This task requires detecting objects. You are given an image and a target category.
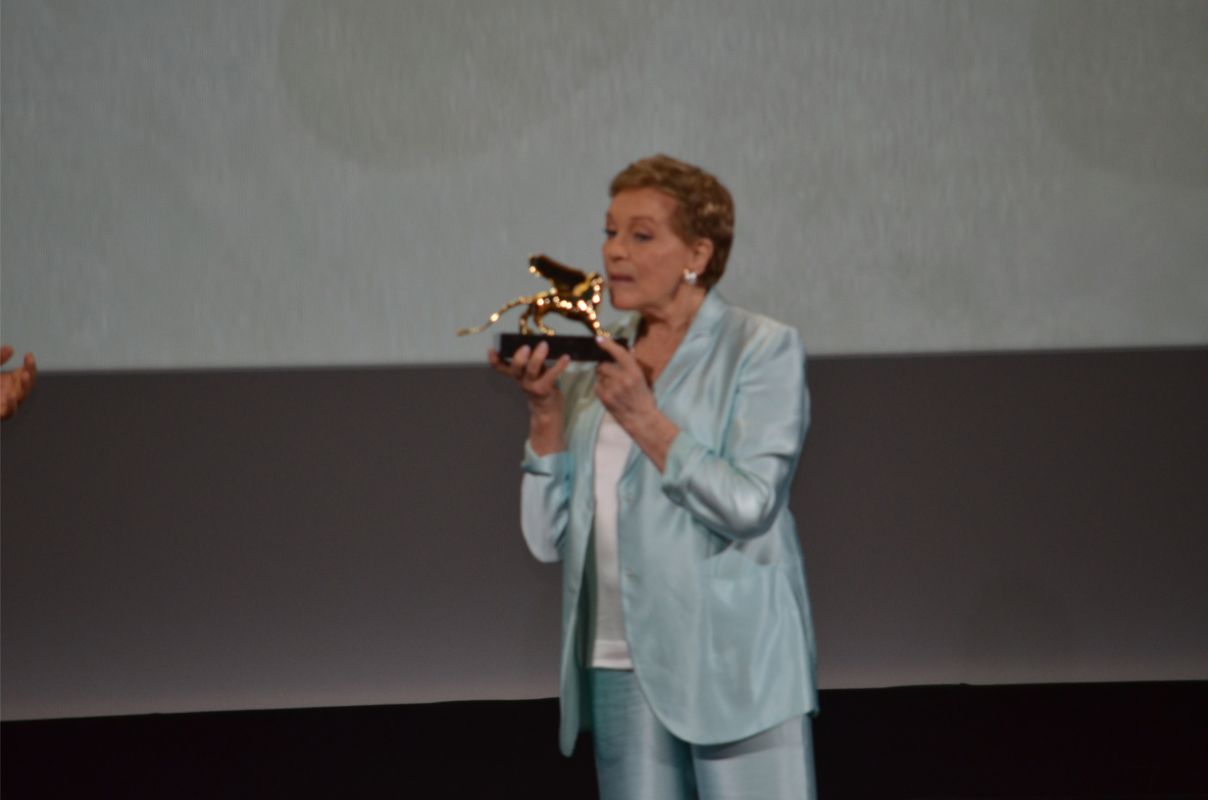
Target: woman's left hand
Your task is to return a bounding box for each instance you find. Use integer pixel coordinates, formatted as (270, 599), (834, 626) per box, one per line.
(594, 337), (656, 423)
(595, 337), (678, 471)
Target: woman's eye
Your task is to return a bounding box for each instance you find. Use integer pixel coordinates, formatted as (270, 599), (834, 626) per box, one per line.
(603, 228), (616, 238)
(633, 231), (653, 242)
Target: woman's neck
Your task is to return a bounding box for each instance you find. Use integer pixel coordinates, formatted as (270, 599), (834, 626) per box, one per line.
(638, 288), (706, 343)
(632, 289), (707, 384)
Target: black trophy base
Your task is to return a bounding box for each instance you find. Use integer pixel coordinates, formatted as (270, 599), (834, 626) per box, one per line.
(496, 333), (627, 362)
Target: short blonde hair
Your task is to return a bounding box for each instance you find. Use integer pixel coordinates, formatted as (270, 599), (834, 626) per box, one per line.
(609, 155), (734, 290)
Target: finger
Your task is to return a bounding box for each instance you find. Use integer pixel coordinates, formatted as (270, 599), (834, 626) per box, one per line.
(488, 349), (511, 375)
(509, 345), (532, 378)
(594, 336), (624, 358)
(595, 365), (619, 398)
(0, 346), (12, 365)
(598, 359), (637, 389)
(594, 379), (616, 411)
(529, 353), (569, 397)
(0, 375), (15, 413)
(595, 362), (620, 382)
(524, 341), (551, 382)
(595, 336), (639, 371)
(543, 354), (571, 384)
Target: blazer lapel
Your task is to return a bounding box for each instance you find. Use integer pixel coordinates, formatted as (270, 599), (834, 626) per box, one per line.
(652, 291), (726, 404)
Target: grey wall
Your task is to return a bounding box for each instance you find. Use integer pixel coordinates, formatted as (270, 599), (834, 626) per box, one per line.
(3, 349), (1206, 721)
(3, 0), (1207, 369)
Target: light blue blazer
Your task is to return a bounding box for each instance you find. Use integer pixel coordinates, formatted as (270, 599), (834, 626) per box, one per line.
(520, 290), (817, 756)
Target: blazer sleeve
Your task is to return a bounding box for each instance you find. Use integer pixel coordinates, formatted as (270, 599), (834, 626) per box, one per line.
(659, 326), (809, 541)
(519, 440), (572, 563)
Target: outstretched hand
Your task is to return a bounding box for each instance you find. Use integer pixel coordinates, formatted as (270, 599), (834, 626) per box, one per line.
(489, 341), (571, 455)
(1, 345), (37, 420)
(489, 342), (571, 413)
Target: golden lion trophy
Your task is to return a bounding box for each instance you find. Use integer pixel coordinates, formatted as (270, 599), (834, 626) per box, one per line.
(457, 254), (626, 361)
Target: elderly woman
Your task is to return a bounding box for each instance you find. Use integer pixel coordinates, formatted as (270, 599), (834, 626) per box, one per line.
(490, 155), (817, 799)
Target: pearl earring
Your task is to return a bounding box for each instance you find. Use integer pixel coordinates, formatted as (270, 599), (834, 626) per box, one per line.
(683, 269), (699, 286)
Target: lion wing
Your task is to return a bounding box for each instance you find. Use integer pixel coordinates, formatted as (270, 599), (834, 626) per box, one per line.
(529, 254), (589, 293)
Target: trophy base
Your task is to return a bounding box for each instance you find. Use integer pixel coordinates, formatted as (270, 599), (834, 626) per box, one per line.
(496, 333), (627, 362)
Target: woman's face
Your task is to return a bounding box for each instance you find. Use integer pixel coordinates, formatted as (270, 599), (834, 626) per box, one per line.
(602, 188), (710, 315)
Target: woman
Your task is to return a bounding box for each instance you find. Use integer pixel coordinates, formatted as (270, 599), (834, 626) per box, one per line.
(490, 155), (817, 799)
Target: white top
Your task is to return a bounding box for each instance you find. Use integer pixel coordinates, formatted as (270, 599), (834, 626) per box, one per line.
(587, 412), (634, 669)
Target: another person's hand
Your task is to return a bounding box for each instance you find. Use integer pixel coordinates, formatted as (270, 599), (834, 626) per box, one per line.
(489, 341), (571, 454)
(1, 345), (37, 420)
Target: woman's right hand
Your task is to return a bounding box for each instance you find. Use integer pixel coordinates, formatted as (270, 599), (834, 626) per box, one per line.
(489, 341), (571, 454)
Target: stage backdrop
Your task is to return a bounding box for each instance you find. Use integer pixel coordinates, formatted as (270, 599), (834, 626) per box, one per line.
(2, 0), (1205, 367)
(2, 0), (1206, 722)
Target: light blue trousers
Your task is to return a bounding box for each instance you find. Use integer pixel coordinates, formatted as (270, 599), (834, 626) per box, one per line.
(588, 669), (816, 800)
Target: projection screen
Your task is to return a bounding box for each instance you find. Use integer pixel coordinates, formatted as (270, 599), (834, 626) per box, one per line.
(3, 0), (1205, 368)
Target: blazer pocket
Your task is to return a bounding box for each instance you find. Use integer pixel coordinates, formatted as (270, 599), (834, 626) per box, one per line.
(699, 557), (795, 677)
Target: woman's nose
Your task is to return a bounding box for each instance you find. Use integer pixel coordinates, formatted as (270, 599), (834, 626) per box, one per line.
(602, 236), (624, 261)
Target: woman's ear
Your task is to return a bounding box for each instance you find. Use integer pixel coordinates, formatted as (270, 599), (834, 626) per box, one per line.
(691, 237), (714, 273)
